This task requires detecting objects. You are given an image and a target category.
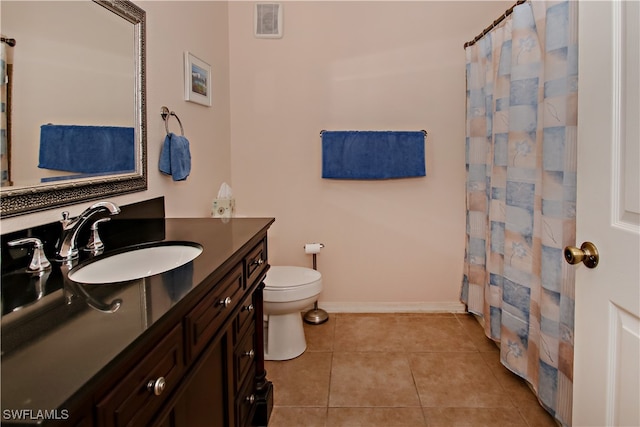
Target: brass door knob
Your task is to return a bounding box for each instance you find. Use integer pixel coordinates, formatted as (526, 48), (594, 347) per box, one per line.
(564, 242), (599, 268)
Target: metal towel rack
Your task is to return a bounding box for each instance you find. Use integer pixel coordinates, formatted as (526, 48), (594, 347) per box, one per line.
(319, 130), (427, 137)
(161, 106), (185, 136)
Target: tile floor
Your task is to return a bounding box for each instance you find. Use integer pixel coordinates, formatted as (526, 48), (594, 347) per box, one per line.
(265, 313), (560, 427)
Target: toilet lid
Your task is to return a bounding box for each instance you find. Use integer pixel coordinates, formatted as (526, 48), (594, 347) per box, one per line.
(264, 266), (322, 290)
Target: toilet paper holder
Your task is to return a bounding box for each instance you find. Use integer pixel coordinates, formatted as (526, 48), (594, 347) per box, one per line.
(303, 243), (328, 325)
(304, 243), (324, 266)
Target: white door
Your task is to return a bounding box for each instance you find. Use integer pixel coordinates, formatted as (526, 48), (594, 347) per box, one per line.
(573, 1), (640, 426)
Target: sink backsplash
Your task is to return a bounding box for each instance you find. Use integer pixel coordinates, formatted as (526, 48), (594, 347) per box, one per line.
(1, 197), (166, 275)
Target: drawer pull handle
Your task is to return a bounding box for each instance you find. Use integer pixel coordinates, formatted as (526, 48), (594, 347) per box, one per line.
(246, 394), (256, 404)
(243, 304), (254, 313)
(243, 349), (255, 358)
(252, 258), (264, 267)
(219, 297), (232, 308)
(147, 377), (166, 396)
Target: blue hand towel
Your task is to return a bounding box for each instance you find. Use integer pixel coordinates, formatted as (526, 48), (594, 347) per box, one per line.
(159, 133), (191, 181)
(322, 131), (426, 180)
(38, 125), (135, 174)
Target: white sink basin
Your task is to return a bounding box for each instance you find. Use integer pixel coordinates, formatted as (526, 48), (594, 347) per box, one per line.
(68, 242), (203, 284)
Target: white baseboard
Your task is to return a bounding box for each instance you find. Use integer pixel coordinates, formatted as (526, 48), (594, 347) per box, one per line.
(313, 301), (467, 314)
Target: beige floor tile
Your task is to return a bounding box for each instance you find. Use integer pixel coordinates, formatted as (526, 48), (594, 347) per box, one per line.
(265, 313), (561, 427)
(517, 401), (560, 427)
(423, 407), (528, 427)
(327, 407), (427, 427)
(479, 351), (538, 405)
(332, 313), (476, 353)
(409, 352), (514, 408)
(395, 312), (456, 317)
(333, 314), (405, 352)
(266, 352), (332, 406)
(329, 352), (420, 407)
(455, 313), (502, 352)
(396, 315), (479, 352)
(304, 316), (336, 352)
(267, 407), (327, 427)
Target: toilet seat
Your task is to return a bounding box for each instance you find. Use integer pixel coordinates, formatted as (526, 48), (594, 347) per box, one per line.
(263, 266), (322, 303)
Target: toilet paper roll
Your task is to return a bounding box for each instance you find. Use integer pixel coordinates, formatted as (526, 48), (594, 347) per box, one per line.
(304, 243), (323, 254)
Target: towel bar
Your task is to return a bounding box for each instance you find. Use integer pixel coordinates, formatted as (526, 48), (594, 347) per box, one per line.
(161, 106), (185, 136)
(319, 129), (427, 137)
(1, 36), (16, 47)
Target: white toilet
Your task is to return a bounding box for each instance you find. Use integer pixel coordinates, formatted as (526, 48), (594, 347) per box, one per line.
(263, 266), (322, 361)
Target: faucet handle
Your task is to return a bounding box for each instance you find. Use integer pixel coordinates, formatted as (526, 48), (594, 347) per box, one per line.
(7, 237), (52, 273)
(84, 217), (111, 255)
(60, 211), (73, 228)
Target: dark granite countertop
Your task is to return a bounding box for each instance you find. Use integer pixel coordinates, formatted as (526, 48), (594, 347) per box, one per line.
(0, 217), (274, 422)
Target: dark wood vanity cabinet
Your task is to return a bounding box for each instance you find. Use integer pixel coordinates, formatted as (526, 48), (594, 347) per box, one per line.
(95, 324), (186, 426)
(94, 236), (273, 427)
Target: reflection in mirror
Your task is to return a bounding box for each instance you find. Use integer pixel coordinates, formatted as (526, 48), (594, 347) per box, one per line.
(0, 0), (146, 217)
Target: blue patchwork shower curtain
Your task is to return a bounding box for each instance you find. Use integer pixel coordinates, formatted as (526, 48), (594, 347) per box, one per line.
(461, 1), (577, 426)
(1, 40), (9, 186)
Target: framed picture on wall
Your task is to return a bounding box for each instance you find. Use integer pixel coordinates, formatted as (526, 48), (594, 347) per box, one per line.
(184, 51), (212, 106)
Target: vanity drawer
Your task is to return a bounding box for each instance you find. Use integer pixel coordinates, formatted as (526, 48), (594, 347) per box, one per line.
(235, 292), (256, 343)
(235, 369), (258, 427)
(233, 325), (256, 393)
(185, 264), (243, 361)
(245, 238), (267, 288)
(96, 324), (184, 427)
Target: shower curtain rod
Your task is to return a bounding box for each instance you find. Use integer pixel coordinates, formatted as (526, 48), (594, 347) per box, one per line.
(463, 0), (527, 48)
(1, 37), (16, 47)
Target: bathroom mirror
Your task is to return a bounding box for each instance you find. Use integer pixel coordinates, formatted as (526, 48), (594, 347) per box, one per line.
(0, 0), (146, 217)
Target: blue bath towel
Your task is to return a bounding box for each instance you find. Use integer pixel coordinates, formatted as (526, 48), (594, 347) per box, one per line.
(38, 125), (135, 174)
(159, 133), (191, 181)
(321, 131), (426, 180)
(41, 171), (131, 183)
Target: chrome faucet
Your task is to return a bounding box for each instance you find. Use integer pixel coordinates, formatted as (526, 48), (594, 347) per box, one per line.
(56, 201), (121, 262)
(7, 237), (52, 273)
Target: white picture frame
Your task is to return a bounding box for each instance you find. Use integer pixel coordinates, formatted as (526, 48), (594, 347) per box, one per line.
(254, 3), (283, 39)
(184, 51), (212, 106)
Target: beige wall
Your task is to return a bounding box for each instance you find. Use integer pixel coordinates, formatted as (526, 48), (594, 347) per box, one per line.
(228, 1), (511, 311)
(1, 1), (232, 233)
(2, 1), (513, 311)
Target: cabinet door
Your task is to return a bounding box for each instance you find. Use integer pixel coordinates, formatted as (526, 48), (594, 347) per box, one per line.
(158, 332), (230, 427)
(182, 338), (227, 427)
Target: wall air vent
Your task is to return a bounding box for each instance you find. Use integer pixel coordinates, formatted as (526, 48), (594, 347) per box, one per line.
(254, 3), (283, 39)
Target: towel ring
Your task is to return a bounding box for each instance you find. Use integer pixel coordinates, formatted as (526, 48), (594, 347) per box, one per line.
(160, 106), (184, 136)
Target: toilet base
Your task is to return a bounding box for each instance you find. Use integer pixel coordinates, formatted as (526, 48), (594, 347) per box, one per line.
(264, 312), (306, 361)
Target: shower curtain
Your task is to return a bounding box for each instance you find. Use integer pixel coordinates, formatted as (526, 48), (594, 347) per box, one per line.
(461, 1), (577, 426)
(1, 40), (10, 186)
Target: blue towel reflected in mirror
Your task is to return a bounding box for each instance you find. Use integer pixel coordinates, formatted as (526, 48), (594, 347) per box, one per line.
(161, 262), (194, 303)
(38, 125), (135, 174)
